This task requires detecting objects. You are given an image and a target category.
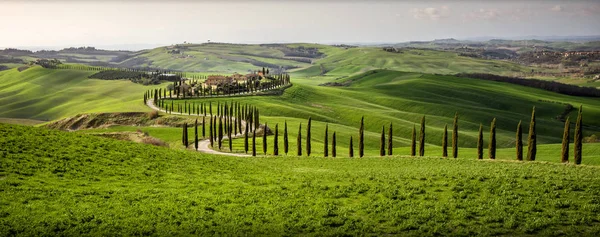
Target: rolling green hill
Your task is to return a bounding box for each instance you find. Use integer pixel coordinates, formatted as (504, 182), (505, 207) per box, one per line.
(0, 66), (165, 121)
(2, 123), (600, 236)
(169, 70), (600, 152)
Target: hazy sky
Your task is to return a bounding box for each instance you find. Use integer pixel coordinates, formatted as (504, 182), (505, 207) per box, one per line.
(1, 0), (599, 49)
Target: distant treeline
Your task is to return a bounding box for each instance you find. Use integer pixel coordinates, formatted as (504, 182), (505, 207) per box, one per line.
(456, 73), (600, 97)
(89, 70), (182, 85)
(0, 55), (24, 64)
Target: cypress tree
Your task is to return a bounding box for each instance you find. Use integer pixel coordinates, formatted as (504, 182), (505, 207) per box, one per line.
(527, 107), (536, 161)
(324, 124), (329, 157)
(263, 123), (268, 155)
(184, 123), (189, 148)
(452, 113), (458, 158)
(477, 123), (483, 159)
(202, 117), (206, 138)
(297, 123), (302, 156)
(228, 122), (232, 152)
(252, 129), (256, 157)
(359, 116), (364, 158)
(244, 122), (249, 153)
(274, 124), (279, 156)
(380, 125), (386, 156)
(218, 117), (223, 150)
(410, 125), (416, 156)
(561, 117), (570, 163)
(284, 121), (289, 155)
(209, 117), (214, 148)
(489, 118), (496, 159)
(442, 124), (448, 157)
(332, 132), (336, 158)
(195, 119), (199, 151)
(387, 123), (393, 156)
(516, 120), (523, 161)
(574, 106), (583, 165)
(419, 116), (425, 156)
(306, 117), (312, 157)
(349, 136), (354, 158)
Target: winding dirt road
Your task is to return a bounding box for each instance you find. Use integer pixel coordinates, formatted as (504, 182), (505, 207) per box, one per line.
(147, 99), (251, 157)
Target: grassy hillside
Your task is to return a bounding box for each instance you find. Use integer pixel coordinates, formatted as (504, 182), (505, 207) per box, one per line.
(1, 123), (600, 236)
(0, 66), (165, 121)
(168, 70), (600, 151)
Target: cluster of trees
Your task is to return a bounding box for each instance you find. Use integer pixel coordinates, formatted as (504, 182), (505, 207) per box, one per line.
(90, 70), (181, 85)
(177, 104), (586, 164)
(33, 59), (62, 69)
(457, 73), (600, 97)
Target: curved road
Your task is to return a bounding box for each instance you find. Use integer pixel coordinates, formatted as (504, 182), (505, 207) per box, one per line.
(147, 99), (251, 157)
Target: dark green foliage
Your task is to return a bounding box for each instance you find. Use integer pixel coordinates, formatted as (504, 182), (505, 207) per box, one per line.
(477, 124), (483, 160)
(324, 124), (328, 157)
(263, 123), (268, 155)
(297, 123), (302, 156)
(274, 124), (279, 156)
(387, 123), (393, 156)
(306, 117), (312, 156)
(380, 126), (386, 156)
(202, 117), (205, 138)
(419, 116), (425, 157)
(452, 113), (458, 158)
(252, 129), (256, 157)
(411, 125), (416, 156)
(442, 124), (448, 157)
(561, 117), (570, 163)
(194, 119), (199, 151)
(359, 116), (364, 158)
(218, 117), (223, 150)
(209, 117), (214, 148)
(184, 123), (189, 148)
(574, 106), (583, 165)
(489, 118), (497, 159)
(332, 132), (337, 158)
(527, 107), (537, 161)
(516, 120), (523, 161)
(284, 121), (289, 155)
(349, 136), (354, 157)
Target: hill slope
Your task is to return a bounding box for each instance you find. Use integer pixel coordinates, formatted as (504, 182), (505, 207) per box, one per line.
(1, 123), (600, 236)
(0, 66), (165, 121)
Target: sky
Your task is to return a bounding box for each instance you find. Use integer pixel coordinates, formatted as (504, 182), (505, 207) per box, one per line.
(1, 0), (599, 50)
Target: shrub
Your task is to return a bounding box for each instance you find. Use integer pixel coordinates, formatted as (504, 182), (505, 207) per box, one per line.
(146, 111), (159, 120)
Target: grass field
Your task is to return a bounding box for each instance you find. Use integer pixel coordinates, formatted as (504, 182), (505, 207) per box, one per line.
(0, 66), (166, 121)
(1, 123), (600, 236)
(165, 70), (600, 152)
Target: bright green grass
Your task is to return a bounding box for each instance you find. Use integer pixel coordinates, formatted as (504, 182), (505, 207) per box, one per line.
(79, 123), (600, 165)
(0, 66), (167, 121)
(167, 70), (600, 149)
(2, 123), (600, 236)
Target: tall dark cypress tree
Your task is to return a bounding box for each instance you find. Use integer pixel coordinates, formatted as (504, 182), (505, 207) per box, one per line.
(202, 117), (206, 138)
(218, 117), (223, 150)
(274, 124), (279, 156)
(209, 117), (214, 148)
(324, 124), (329, 157)
(419, 116), (425, 157)
(387, 123), (393, 156)
(477, 123), (483, 159)
(380, 125), (386, 156)
(349, 136), (354, 158)
(489, 118), (496, 159)
(228, 122), (232, 152)
(442, 124), (448, 157)
(561, 117), (570, 163)
(516, 120), (523, 161)
(244, 122), (249, 153)
(527, 107), (537, 161)
(306, 117), (312, 156)
(263, 123), (268, 155)
(332, 132), (337, 158)
(410, 125), (416, 156)
(452, 113), (458, 158)
(297, 123), (302, 156)
(284, 121), (289, 155)
(195, 119), (199, 151)
(574, 106), (583, 165)
(184, 123), (189, 148)
(359, 116), (364, 158)
(252, 130), (256, 157)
